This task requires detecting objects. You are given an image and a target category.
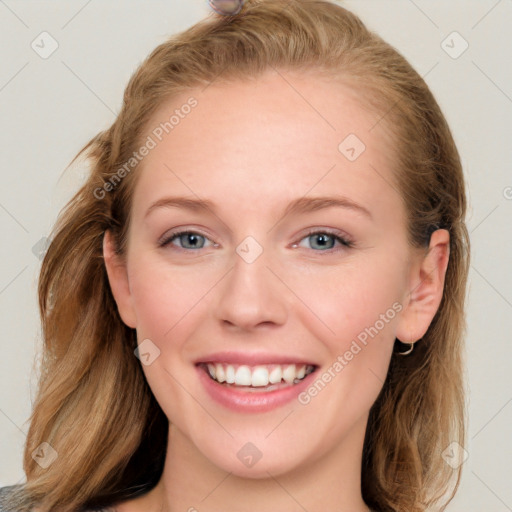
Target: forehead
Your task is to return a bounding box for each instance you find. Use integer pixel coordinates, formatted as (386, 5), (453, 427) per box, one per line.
(131, 69), (402, 222)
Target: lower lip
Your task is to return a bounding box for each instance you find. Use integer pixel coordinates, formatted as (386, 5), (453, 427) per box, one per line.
(196, 365), (317, 413)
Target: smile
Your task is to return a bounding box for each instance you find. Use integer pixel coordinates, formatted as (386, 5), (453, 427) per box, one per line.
(195, 353), (319, 412)
(200, 362), (316, 390)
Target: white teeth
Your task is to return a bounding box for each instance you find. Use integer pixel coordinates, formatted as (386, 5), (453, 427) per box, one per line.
(215, 363), (226, 383)
(207, 364), (216, 379)
(235, 366), (252, 386)
(251, 367), (269, 387)
(205, 363), (313, 388)
(226, 365), (236, 384)
(268, 366), (282, 384)
(282, 364), (296, 383)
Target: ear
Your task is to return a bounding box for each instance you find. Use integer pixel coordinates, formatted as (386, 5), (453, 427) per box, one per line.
(396, 229), (450, 343)
(103, 230), (138, 329)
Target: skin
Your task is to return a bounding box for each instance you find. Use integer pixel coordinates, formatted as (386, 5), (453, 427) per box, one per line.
(103, 68), (450, 512)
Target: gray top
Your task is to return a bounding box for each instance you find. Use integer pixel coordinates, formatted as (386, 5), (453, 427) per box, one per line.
(0, 486), (114, 512)
(0, 485), (377, 511)
(0, 486), (21, 512)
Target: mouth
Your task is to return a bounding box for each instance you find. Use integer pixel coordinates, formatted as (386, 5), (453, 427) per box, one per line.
(197, 362), (317, 393)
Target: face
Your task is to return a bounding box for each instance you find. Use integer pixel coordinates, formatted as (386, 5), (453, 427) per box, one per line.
(104, 69), (443, 479)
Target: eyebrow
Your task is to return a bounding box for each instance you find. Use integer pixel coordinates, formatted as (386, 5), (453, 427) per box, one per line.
(144, 195), (372, 220)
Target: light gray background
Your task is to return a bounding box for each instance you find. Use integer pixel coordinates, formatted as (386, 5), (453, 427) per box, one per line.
(0, 1), (511, 510)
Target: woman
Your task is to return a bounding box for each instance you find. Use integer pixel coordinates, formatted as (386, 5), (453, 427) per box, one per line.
(1, 0), (470, 511)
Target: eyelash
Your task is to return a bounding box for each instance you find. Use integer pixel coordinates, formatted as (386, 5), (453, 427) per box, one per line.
(158, 228), (355, 254)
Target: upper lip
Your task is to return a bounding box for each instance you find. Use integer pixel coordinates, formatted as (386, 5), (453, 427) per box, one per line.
(195, 351), (318, 367)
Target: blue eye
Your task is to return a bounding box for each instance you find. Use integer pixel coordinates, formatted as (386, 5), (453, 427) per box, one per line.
(159, 229), (354, 253)
(296, 230), (354, 252)
(159, 231), (214, 250)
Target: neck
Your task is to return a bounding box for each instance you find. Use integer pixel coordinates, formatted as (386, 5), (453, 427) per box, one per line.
(138, 415), (371, 512)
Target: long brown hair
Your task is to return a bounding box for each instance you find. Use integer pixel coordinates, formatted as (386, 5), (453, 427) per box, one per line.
(6, 1), (469, 511)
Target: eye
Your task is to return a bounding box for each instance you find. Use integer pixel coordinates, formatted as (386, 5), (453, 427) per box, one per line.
(294, 229), (354, 253)
(158, 228), (354, 253)
(159, 230), (216, 251)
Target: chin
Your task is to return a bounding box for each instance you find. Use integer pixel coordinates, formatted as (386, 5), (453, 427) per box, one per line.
(194, 434), (312, 480)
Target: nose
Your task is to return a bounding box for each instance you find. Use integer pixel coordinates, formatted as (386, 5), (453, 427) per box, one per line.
(214, 246), (288, 331)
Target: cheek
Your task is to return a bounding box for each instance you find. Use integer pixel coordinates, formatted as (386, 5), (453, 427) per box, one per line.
(293, 264), (404, 430)
(127, 258), (215, 341)
(127, 259), (209, 423)
(287, 258), (405, 354)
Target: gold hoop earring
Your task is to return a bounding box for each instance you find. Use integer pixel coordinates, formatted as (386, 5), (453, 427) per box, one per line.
(396, 342), (415, 356)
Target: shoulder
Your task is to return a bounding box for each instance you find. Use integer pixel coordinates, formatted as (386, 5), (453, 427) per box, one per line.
(0, 485), (118, 512)
(0, 486), (22, 511)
